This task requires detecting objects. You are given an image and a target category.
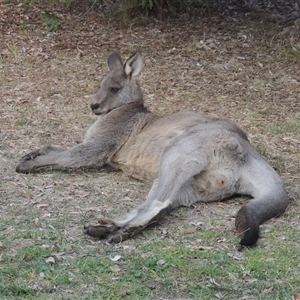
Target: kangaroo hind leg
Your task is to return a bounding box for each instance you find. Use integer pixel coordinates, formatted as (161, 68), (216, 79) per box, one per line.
(84, 179), (164, 239)
(104, 148), (208, 243)
(84, 175), (201, 242)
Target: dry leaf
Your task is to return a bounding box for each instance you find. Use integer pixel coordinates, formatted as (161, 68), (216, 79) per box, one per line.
(183, 228), (196, 234)
(78, 192), (90, 198)
(41, 213), (51, 218)
(217, 238), (227, 243)
(227, 252), (244, 261)
(52, 252), (66, 262)
(20, 191), (30, 199)
(45, 256), (56, 264)
(199, 246), (215, 251)
(23, 254), (34, 261)
(117, 287), (130, 297)
(190, 221), (203, 228)
(293, 295), (300, 300)
(161, 229), (168, 235)
(145, 281), (158, 290)
(110, 265), (121, 273)
(37, 203), (49, 209)
(87, 207), (100, 211)
(110, 255), (122, 262)
(263, 287), (273, 294)
(215, 292), (223, 299)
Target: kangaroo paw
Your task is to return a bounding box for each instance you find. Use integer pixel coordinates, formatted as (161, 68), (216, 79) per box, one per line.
(16, 146), (50, 173)
(16, 145), (63, 173)
(16, 148), (44, 173)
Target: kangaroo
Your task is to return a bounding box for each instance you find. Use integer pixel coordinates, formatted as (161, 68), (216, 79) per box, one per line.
(16, 51), (289, 247)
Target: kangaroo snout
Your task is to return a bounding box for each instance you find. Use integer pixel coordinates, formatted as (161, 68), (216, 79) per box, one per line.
(90, 103), (100, 111)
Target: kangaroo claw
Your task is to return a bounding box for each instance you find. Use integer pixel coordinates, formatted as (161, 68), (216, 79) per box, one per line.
(106, 225), (141, 243)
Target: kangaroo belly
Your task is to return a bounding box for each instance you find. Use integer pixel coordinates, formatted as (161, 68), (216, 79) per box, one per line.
(111, 126), (184, 181)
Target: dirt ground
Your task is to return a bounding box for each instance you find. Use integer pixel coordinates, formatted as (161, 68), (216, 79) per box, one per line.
(0, 0), (300, 298)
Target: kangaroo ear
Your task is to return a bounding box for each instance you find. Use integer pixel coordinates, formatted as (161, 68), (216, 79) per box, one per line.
(107, 52), (123, 71)
(124, 52), (143, 76)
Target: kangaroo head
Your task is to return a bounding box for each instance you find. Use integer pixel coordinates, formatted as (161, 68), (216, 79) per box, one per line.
(90, 52), (143, 115)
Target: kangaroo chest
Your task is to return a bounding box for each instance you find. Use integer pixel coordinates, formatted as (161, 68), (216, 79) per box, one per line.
(110, 112), (210, 181)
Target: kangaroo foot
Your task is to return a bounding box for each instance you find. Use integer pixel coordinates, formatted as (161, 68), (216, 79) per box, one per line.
(84, 219), (119, 239)
(106, 225), (142, 243)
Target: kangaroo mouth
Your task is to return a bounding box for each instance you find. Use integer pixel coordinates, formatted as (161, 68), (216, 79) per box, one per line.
(92, 108), (112, 116)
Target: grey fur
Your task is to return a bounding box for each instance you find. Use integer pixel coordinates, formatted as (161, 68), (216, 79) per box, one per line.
(16, 51), (289, 246)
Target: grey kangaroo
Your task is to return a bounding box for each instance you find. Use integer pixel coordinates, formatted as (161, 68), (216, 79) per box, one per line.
(16, 51), (289, 246)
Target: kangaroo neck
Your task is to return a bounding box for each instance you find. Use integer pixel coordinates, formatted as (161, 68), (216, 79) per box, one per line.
(104, 101), (158, 125)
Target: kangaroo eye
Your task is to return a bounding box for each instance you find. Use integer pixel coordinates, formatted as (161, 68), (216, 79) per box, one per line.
(110, 87), (120, 94)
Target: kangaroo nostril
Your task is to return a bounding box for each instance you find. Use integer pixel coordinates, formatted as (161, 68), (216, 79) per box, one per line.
(90, 103), (100, 111)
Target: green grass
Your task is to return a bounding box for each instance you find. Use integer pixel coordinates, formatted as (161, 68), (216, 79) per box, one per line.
(276, 45), (300, 64)
(41, 12), (61, 32)
(267, 114), (300, 135)
(15, 117), (30, 126)
(0, 284), (36, 298)
(1, 232), (300, 299)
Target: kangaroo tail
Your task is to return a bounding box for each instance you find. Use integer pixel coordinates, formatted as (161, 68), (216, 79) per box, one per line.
(235, 191), (289, 246)
(236, 154), (289, 246)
